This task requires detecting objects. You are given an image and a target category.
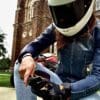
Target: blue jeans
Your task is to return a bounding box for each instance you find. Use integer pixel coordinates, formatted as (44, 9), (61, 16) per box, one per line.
(14, 61), (62, 100)
(14, 61), (100, 100)
(14, 61), (37, 100)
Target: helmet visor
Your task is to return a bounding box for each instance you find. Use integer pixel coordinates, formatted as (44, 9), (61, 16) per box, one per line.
(49, 0), (92, 28)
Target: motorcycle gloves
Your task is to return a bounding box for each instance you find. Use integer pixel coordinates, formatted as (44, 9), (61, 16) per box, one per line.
(28, 76), (71, 100)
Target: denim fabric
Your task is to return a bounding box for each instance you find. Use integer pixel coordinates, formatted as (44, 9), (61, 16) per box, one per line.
(17, 21), (100, 99)
(56, 26), (100, 99)
(14, 61), (62, 100)
(14, 61), (100, 100)
(56, 36), (94, 81)
(14, 60), (100, 100)
(14, 61), (37, 100)
(35, 63), (63, 84)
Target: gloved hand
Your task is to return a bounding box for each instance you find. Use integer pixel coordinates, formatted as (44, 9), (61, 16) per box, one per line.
(28, 76), (71, 100)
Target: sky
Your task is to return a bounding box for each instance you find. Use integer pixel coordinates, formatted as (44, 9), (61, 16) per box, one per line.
(0, 0), (17, 57)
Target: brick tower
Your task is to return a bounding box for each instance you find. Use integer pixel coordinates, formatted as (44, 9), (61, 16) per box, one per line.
(11, 0), (52, 67)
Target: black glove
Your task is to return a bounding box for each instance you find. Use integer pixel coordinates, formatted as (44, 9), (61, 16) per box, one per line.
(28, 76), (71, 100)
(28, 76), (49, 98)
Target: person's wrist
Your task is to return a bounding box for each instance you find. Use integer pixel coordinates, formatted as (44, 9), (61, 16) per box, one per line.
(62, 83), (71, 97)
(18, 53), (32, 63)
(22, 53), (32, 58)
(62, 82), (71, 90)
(22, 53), (37, 70)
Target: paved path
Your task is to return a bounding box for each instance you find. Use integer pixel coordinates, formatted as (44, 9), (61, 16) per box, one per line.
(0, 87), (42, 100)
(0, 87), (16, 100)
(1, 87), (100, 100)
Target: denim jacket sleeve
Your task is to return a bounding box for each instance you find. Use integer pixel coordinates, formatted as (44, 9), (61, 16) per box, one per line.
(71, 23), (100, 99)
(18, 24), (56, 63)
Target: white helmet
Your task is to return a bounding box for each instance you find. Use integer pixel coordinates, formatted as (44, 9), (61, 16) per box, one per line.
(48, 0), (95, 36)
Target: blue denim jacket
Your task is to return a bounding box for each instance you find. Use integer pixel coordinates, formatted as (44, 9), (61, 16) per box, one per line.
(18, 21), (100, 99)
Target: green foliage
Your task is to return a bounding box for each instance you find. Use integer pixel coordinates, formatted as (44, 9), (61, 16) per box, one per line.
(0, 33), (7, 57)
(0, 58), (11, 70)
(0, 45), (7, 57)
(0, 33), (5, 42)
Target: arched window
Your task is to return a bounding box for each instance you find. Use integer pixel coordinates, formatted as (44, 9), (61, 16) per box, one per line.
(22, 31), (27, 38)
(28, 29), (32, 36)
(24, 0), (37, 22)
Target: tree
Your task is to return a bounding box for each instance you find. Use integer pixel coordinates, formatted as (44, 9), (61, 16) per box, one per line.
(0, 57), (11, 70)
(0, 33), (7, 58)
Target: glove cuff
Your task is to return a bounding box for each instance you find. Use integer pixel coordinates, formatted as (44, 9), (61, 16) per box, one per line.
(61, 82), (71, 98)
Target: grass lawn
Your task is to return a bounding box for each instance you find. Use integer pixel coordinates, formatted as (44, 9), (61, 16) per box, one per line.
(0, 71), (11, 87)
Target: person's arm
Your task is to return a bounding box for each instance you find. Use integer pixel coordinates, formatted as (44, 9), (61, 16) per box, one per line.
(18, 24), (56, 63)
(71, 25), (100, 99)
(18, 24), (56, 85)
